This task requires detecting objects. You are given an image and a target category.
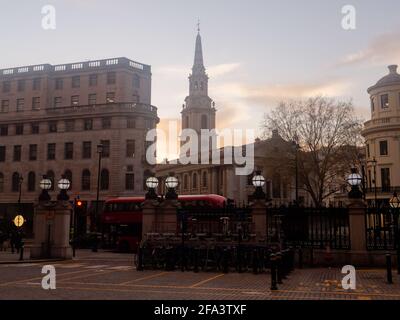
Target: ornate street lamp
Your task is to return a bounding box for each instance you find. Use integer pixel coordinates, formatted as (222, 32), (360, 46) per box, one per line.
(389, 192), (400, 274)
(39, 175), (52, 202)
(145, 176), (159, 200)
(347, 168), (363, 199)
(57, 175), (70, 201)
(165, 174), (179, 200)
(252, 171), (266, 200)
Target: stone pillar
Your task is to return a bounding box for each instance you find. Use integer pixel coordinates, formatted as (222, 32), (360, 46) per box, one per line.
(251, 199), (267, 240)
(30, 200), (73, 260)
(142, 199), (158, 237)
(157, 200), (179, 233)
(347, 198), (370, 265)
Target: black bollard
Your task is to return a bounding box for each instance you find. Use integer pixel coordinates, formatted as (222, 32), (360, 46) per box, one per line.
(298, 247), (303, 269)
(194, 247), (199, 273)
(252, 248), (258, 274)
(386, 253), (393, 284)
(276, 253), (283, 284)
(19, 243), (24, 261)
(223, 248), (229, 274)
(136, 246), (144, 271)
(270, 254), (278, 290)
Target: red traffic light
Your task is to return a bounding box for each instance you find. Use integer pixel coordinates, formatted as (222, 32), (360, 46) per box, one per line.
(76, 200), (83, 207)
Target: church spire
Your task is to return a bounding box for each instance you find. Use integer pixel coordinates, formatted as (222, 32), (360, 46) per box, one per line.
(193, 21), (205, 74)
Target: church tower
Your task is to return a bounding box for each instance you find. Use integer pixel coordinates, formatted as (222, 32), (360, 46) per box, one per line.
(181, 25), (216, 137)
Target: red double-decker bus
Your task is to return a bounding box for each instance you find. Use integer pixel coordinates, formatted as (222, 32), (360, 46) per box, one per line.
(102, 194), (227, 252)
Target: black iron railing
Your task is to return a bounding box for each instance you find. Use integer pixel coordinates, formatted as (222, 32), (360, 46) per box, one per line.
(267, 206), (350, 250)
(366, 206), (396, 250)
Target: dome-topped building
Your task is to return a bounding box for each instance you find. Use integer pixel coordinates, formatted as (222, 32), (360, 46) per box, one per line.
(362, 65), (400, 205)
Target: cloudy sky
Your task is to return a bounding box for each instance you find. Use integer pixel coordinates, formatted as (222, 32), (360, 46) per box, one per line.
(1, 0), (400, 155)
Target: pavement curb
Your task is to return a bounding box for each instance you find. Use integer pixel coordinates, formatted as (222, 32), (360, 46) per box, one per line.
(0, 259), (66, 265)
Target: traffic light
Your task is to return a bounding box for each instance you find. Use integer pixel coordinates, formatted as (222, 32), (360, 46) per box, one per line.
(76, 199), (83, 208)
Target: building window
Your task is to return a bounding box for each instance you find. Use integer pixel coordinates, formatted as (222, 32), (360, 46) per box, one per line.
(89, 74), (98, 86)
(71, 95), (79, 106)
(192, 173), (198, 189)
(29, 144), (37, 161)
(64, 170), (73, 190)
(106, 92), (115, 103)
(48, 121), (57, 133)
(65, 120), (75, 132)
(33, 78), (41, 90)
(12, 172), (21, 192)
(16, 98), (24, 112)
(368, 170), (372, 188)
(82, 170), (91, 191)
(1, 100), (9, 113)
(27, 172), (36, 192)
(272, 173), (281, 198)
(145, 119), (153, 130)
(32, 97), (40, 110)
(101, 140), (110, 158)
(55, 78), (63, 90)
(201, 115), (208, 129)
(72, 76), (80, 88)
(0, 125), (8, 136)
(3, 81), (11, 93)
(84, 119), (93, 131)
(13, 145), (21, 162)
(31, 123), (40, 134)
(379, 140), (388, 156)
(126, 140), (135, 158)
(47, 170), (55, 191)
(127, 117), (136, 128)
(17, 80), (25, 92)
(102, 117), (111, 129)
(54, 97), (62, 108)
(125, 173), (135, 190)
(100, 169), (109, 190)
(47, 143), (56, 160)
(133, 74), (140, 88)
(0, 173), (3, 192)
(381, 94), (389, 109)
(88, 94), (97, 105)
(381, 168), (391, 191)
(366, 144), (370, 158)
(183, 175), (189, 190)
(202, 171), (208, 188)
(64, 142), (74, 160)
(82, 141), (91, 159)
(0, 146), (5, 162)
(15, 124), (24, 135)
(107, 72), (116, 85)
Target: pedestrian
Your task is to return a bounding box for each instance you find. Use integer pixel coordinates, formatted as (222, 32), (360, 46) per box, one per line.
(10, 231), (16, 254)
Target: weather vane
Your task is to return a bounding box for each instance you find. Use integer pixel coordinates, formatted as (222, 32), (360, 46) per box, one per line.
(197, 19), (200, 33)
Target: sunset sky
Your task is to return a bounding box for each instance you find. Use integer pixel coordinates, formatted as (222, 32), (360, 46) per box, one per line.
(1, 0), (400, 158)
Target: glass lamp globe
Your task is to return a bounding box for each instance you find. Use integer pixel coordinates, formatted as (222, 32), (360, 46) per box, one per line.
(39, 178), (52, 190)
(389, 192), (400, 209)
(146, 177), (159, 189)
(58, 178), (71, 190)
(252, 174), (266, 187)
(347, 172), (362, 186)
(165, 176), (179, 189)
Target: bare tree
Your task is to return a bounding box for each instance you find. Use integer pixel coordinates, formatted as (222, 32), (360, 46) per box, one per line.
(262, 96), (363, 207)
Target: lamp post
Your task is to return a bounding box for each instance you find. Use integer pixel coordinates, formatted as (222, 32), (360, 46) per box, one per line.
(389, 192), (400, 274)
(145, 176), (159, 200)
(252, 171), (266, 200)
(57, 175), (71, 201)
(17, 175), (23, 205)
(368, 157), (378, 207)
(92, 144), (103, 252)
(165, 174), (179, 200)
(347, 168), (363, 199)
(39, 175), (52, 202)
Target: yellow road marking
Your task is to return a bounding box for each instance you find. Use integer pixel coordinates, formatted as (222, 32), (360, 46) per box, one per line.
(58, 270), (117, 283)
(119, 272), (168, 285)
(190, 274), (225, 288)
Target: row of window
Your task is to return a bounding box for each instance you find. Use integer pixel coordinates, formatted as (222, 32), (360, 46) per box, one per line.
(370, 93), (400, 111)
(0, 92), (120, 113)
(367, 167), (391, 189)
(0, 170), (136, 193)
(1, 72), (140, 93)
(0, 117), (139, 136)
